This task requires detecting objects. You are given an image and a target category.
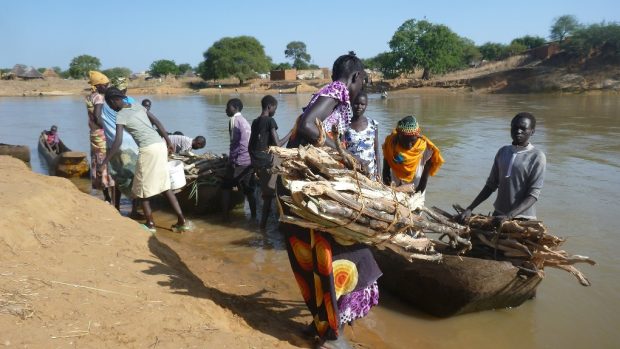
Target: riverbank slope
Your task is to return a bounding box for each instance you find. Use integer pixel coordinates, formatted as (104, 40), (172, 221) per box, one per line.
(0, 156), (300, 348)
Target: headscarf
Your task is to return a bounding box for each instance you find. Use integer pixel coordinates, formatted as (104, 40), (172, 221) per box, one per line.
(88, 71), (109, 86)
(111, 77), (128, 91)
(396, 115), (421, 136)
(382, 124), (444, 183)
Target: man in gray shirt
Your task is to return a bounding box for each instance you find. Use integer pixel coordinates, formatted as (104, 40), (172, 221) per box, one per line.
(457, 112), (546, 225)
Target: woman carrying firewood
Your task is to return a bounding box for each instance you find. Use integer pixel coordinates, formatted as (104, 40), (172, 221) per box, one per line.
(278, 52), (381, 349)
(382, 115), (444, 197)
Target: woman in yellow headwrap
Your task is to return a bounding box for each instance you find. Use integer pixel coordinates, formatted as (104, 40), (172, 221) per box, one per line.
(86, 71), (114, 202)
(382, 115), (444, 195)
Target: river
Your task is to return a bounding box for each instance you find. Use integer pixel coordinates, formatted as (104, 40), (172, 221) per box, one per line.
(0, 92), (618, 348)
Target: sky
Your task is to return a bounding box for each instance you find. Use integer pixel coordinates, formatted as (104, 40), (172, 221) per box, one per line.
(1, 0), (618, 72)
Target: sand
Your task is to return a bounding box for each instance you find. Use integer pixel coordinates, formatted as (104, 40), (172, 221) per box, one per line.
(0, 156), (301, 348)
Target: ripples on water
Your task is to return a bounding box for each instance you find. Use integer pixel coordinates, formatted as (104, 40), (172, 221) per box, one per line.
(0, 92), (619, 348)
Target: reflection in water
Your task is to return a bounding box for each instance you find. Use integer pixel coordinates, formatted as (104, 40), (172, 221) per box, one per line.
(1, 93), (618, 348)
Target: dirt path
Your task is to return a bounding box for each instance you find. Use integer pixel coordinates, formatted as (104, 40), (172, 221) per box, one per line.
(0, 156), (302, 348)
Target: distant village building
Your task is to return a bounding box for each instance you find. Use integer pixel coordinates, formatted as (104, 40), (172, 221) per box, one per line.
(42, 68), (59, 79)
(8, 64), (44, 80)
(181, 70), (196, 78)
(271, 68), (330, 81)
(296, 68), (331, 80)
(528, 42), (561, 60)
(270, 69), (297, 81)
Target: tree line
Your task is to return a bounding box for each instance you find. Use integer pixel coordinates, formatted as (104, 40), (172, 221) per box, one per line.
(2, 15), (617, 82)
(364, 15), (619, 80)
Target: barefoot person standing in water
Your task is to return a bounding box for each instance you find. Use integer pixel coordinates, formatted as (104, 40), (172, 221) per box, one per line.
(248, 95), (291, 229)
(344, 91), (381, 180)
(456, 112), (546, 225)
(221, 98), (257, 220)
(85, 71), (114, 203)
(280, 52), (381, 349)
(99, 87), (189, 233)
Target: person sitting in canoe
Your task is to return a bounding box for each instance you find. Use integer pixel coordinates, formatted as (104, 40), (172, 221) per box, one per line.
(44, 125), (60, 153)
(382, 115), (444, 197)
(456, 112), (546, 226)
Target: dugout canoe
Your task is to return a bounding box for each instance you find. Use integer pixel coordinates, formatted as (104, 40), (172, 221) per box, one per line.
(37, 132), (89, 178)
(373, 248), (542, 317)
(174, 181), (245, 214)
(0, 143), (30, 163)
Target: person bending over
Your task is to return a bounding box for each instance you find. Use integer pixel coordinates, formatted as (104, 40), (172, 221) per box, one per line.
(382, 115), (444, 197)
(100, 87), (190, 233)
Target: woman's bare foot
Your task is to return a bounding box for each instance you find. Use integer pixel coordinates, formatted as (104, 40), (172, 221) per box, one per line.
(316, 336), (352, 349)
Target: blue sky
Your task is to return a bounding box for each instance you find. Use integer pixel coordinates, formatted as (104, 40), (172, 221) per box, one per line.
(1, 0), (618, 72)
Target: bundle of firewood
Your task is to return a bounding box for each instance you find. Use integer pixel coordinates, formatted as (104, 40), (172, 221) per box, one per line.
(456, 211), (596, 286)
(271, 144), (472, 261)
(169, 152), (229, 183)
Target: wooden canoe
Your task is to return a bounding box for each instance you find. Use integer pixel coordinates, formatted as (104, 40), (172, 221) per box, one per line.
(373, 248), (542, 317)
(0, 143), (30, 163)
(174, 183), (245, 214)
(37, 132), (89, 178)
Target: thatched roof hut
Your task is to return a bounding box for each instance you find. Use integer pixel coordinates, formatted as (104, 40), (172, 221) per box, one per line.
(181, 70), (196, 78)
(11, 64), (44, 79)
(42, 68), (60, 78)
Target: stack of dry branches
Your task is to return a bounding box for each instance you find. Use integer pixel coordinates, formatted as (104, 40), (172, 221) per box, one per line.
(454, 210), (596, 286)
(271, 144), (472, 261)
(169, 152), (229, 184)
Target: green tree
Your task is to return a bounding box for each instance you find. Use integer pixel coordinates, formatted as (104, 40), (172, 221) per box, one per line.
(550, 15), (581, 43)
(478, 42), (508, 61)
(37, 67), (46, 73)
(389, 19), (469, 79)
(150, 59), (179, 77)
(52, 66), (63, 75)
(177, 63), (193, 75)
(198, 36), (272, 84)
(506, 41), (528, 56)
(68, 54), (101, 79)
(564, 21), (620, 58)
(102, 67), (132, 80)
(461, 38), (482, 65)
(364, 52), (399, 78)
(284, 41), (312, 69)
(271, 62), (292, 70)
(511, 35), (546, 49)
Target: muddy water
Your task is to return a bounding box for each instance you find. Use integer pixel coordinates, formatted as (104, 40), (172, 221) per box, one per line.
(1, 92), (619, 348)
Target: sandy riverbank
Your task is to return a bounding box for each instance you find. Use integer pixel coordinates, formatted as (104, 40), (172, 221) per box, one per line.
(0, 78), (325, 98)
(0, 156), (303, 348)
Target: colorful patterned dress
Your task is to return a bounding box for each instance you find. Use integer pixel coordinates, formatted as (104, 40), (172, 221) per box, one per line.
(288, 81), (353, 148)
(86, 91), (114, 190)
(345, 118), (379, 179)
(280, 81), (382, 340)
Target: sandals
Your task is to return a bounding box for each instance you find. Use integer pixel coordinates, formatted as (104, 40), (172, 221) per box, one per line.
(140, 224), (156, 234)
(171, 223), (191, 233)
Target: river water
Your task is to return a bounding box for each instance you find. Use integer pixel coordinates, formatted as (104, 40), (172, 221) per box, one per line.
(0, 92), (618, 348)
